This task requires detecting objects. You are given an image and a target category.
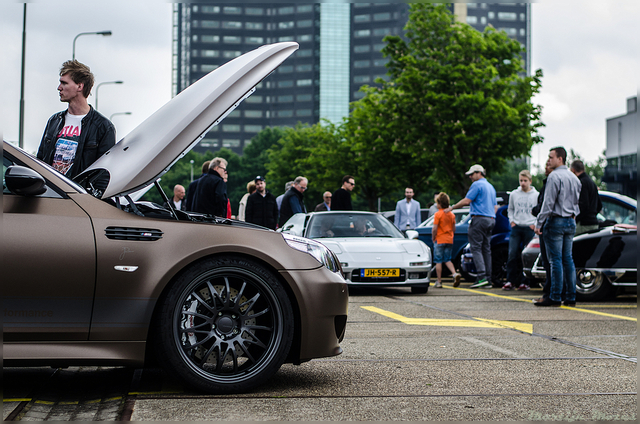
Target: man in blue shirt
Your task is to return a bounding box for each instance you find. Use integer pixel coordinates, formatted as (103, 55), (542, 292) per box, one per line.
(447, 164), (497, 288)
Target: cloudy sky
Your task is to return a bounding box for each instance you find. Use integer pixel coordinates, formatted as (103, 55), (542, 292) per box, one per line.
(3, 1), (638, 174)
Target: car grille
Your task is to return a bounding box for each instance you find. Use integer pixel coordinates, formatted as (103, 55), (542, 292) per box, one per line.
(350, 268), (407, 283)
(105, 227), (164, 241)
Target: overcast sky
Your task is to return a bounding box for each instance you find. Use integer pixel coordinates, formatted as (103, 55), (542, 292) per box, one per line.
(2, 1), (638, 174)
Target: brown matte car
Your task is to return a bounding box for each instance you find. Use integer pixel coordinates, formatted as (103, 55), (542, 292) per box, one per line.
(3, 42), (348, 394)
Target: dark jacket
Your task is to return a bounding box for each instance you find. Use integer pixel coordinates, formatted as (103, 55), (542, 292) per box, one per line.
(185, 173), (205, 211)
(163, 199), (187, 211)
(532, 177), (547, 218)
(37, 106), (115, 180)
(315, 202), (329, 211)
(245, 190), (279, 230)
(576, 172), (602, 226)
(332, 187), (352, 211)
(278, 187), (306, 227)
(191, 170), (228, 217)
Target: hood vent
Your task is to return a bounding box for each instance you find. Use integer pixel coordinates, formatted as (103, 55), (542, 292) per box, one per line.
(105, 227), (163, 241)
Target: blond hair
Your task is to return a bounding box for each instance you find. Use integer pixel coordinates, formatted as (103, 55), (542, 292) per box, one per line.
(519, 170), (532, 181)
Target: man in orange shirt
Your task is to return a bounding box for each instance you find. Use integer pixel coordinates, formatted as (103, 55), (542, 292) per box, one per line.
(432, 192), (461, 288)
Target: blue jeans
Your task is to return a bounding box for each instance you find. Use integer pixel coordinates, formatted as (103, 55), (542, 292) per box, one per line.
(542, 216), (576, 303)
(506, 225), (535, 285)
(468, 215), (495, 281)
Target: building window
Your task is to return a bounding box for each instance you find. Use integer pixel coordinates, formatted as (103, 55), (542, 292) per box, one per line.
(354, 44), (371, 53)
(373, 12), (391, 21)
(200, 141), (219, 148)
(297, 20), (313, 28)
(298, 49), (313, 57)
(298, 34), (313, 42)
(279, 36), (295, 42)
(201, 64), (218, 72)
(245, 96), (263, 104)
(223, 6), (242, 15)
(223, 36), (242, 44)
(278, 80), (294, 88)
(354, 60), (371, 68)
(519, 28), (526, 37)
(200, 20), (220, 29)
(481, 16), (487, 25)
(245, 7), (263, 16)
(244, 125), (263, 133)
(297, 5), (313, 13)
(354, 14), (371, 23)
(373, 43), (386, 51)
(199, 6), (220, 14)
(467, 3), (478, 8)
(296, 64), (313, 72)
(373, 28), (391, 37)
(520, 13), (526, 21)
(279, 6), (294, 15)
(278, 95), (293, 102)
(467, 16), (478, 25)
(228, 110), (241, 118)
(278, 21), (295, 29)
(296, 109), (312, 117)
(278, 65), (293, 74)
(277, 110), (293, 118)
(223, 21), (242, 29)
(499, 28), (517, 36)
(353, 75), (371, 84)
(222, 124), (240, 132)
(296, 94), (312, 102)
(200, 35), (220, 43)
(374, 58), (388, 67)
(245, 22), (263, 30)
(244, 110), (262, 118)
(297, 79), (313, 87)
(355, 29), (371, 37)
(223, 51), (241, 58)
(245, 36), (264, 44)
(222, 139), (240, 148)
(498, 12), (517, 21)
(353, 91), (366, 100)
(488, 11), (495, 19)
(201, 50), (220, 57)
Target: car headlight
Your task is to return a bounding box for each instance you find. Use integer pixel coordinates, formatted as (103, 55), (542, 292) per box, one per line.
(282, 233), (342, 274)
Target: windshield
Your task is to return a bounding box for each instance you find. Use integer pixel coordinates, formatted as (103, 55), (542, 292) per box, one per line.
(306, 213), (405, 238)
(418, 209), (470, 227)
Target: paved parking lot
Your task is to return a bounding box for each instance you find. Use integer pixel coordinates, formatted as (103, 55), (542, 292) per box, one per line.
(4, 279), (637, 421)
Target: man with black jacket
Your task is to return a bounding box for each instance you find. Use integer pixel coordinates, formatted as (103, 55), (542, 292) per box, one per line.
(37, 60), (115, 180)
(570, 160), (602, 235)
(245, 176), (279, 230)
(278, 176), (308, 227)
(191, 157), (228, 217)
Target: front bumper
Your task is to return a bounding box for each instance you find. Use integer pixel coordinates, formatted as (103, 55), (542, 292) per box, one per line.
(343, 266), (431, 287)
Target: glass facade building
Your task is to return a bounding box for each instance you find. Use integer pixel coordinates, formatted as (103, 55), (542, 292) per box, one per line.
(173, 3), (530, 155)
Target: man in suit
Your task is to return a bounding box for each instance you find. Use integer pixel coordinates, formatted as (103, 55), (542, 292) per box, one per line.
(394, 187), (421, 231)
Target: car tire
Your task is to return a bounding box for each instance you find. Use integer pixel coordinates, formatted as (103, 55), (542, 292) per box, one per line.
(575, 269), (614, 301)
(156, 256), (294, 394)
(454, 256), (474, 282)
(411, 285), (429, 294)
(491, 246), (508, 285)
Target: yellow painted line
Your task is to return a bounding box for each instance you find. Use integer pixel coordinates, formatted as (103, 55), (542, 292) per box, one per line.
(443, 284), (638, 322)
(83, 399), (102, 404)
(58, 401), (79, 405)
(361, 306), (533, 334)
(35, 400), (55, 405)
(104, 396), (123, 402)
(3, 398), (32, 402)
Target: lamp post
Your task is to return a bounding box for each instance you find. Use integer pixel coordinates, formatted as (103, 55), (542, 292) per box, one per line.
(109, 112), (132, 121)
(72, 31), (112, 60)
(190, 160), (195, 182)
(95, 80), (123, 112)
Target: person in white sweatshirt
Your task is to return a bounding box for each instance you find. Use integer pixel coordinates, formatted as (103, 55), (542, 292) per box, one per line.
(504, 170), (539, 290)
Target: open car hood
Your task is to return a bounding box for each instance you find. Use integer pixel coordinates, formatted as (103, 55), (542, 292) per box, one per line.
(76, 42), (298, 199)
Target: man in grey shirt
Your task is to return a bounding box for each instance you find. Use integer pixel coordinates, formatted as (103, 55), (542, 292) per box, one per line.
(534, 146), (581, 307)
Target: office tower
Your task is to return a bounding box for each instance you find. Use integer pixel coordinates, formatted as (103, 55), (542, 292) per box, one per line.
(173, 3), (530, 155)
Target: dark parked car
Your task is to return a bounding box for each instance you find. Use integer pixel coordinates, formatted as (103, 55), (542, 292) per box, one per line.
(522, 191), (637, 300)
(3, 43), (349, 394)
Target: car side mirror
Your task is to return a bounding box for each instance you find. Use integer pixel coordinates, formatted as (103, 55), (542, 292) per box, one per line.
(405, 230), (419, 240)
(5, 165), (47, 196)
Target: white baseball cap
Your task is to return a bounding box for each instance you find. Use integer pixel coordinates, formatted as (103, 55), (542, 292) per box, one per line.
(465, 164), (486, 175)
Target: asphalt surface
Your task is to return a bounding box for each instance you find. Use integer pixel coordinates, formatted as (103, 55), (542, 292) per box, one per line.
(4, 278), (637, 421)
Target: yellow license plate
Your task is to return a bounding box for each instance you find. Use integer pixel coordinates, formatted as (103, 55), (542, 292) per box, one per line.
(363, 268), (400, 278)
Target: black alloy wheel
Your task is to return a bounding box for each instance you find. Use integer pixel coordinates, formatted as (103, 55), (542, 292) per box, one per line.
(157, 256), (294, 393)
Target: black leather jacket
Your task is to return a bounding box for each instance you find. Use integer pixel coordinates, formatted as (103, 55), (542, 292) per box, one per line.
(37, 106), (116, 180)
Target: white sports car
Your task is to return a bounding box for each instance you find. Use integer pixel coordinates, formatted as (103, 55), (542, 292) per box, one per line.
(280, 211), (432, 293)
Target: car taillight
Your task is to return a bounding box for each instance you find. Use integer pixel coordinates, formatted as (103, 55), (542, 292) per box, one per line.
(526, 237), (540, 249)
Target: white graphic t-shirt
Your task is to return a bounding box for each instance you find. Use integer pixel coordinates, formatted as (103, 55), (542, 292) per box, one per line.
(53, 112), (85, 175)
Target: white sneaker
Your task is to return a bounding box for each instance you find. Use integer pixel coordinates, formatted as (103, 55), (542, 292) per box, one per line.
(435, 281), (443, 288)
(452, 273), (461, 287)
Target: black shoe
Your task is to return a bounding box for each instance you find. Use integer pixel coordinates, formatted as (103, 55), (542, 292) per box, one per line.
(533, 298), (561, 307)
(563, 301), (576, 307)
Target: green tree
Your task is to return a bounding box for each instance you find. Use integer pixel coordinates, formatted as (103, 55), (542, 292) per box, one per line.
(373, 3), (543, 197)
(568, 149), (607, 190)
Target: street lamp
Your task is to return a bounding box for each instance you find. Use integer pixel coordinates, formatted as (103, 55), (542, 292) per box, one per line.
(95, 80), (123, 112)
(109, 112), (132, 121)
(190, 160), (195, 182)
(72, 31), (112, 60)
